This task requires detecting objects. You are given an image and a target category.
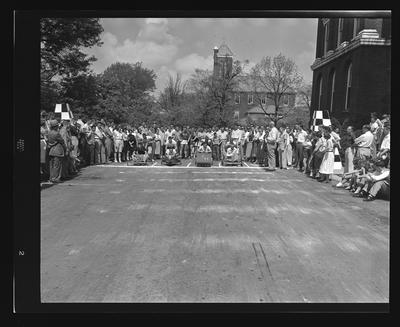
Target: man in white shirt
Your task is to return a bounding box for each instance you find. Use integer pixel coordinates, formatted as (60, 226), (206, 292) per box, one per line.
(378, 123), (390, 156)
(354, 124), (374, 159)
(231, 124), (243, 141)
(265, 122), (279, 170)
(295, 125), (308, 171)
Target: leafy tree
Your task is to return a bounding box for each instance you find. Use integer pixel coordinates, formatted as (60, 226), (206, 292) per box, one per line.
(40, 18), (103, 82)
(250, 54), (303, 124)
(95, 62), (157, 124)
(211, 60), (248, 125)
(40, 18), (103, 113)
(60, 74), (99, 119)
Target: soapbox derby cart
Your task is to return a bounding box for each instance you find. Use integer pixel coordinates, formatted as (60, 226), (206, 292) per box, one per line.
(161, 152), (182, 166)
(127, 140), (151, 166)
(221, 140), (243, 166)
(194, 150), (213, 167)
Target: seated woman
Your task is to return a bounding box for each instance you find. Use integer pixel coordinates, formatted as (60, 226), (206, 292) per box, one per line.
(197, 142), (212, 153)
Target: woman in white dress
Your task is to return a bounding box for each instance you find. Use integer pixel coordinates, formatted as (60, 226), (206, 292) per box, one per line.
(318, 132), (334, 183)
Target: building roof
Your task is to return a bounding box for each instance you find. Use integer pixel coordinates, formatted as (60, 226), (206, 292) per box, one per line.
(216, 43), (234, 57)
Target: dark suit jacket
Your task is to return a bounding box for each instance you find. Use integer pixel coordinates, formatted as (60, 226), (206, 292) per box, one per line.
(47, 130), (66, 157)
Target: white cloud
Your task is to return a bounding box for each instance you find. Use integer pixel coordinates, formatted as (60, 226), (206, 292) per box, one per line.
(87, 18), (182, 74)
(174, 53), (213, 73)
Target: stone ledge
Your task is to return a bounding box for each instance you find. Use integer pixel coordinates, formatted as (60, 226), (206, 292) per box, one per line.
(311, 37), (391, 70)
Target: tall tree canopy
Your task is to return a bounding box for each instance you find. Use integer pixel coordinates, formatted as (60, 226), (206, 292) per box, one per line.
(95, 62), (157, 124)
(40, 18), (103, 82)
(40, 18), (103, 112)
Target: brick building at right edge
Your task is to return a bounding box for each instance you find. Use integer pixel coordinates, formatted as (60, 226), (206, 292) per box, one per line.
(310, 17), (391, 127)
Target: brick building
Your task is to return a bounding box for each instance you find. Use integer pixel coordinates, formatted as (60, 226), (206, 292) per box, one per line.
(212, 43), (296, 123)
(310, 17), (391, 127)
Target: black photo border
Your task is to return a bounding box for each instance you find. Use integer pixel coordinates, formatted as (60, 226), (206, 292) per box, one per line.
(13, 9), (393, 315)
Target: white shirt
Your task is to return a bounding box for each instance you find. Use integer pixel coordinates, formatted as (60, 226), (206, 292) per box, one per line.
(231, 129), (242, 139)
(218, 131), (228, 140)
(370, 169), (389, 182)
(296, 130), (308, 143)
(380, 133), (390, 150)
(113, 130), (123, 141)
(165, 130), (172, 139)
(266, 127), (279, 143)
(355, 131), (374, 148)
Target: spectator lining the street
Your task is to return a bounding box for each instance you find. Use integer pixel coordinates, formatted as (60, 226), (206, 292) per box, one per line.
(318, 132), (334, 183)
(354, 124), (374, 160)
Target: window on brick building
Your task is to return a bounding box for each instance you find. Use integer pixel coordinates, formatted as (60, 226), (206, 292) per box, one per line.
(234, 93), (240, 104)
(323, 19), (330, 55)
(248, 94), (253, 105)
(233, 111), (239, 121)
(261, 96), (266, 105)
(329, 70), (336, 112)
(337, 18), (344, 47)
(345, 63), (352, 111)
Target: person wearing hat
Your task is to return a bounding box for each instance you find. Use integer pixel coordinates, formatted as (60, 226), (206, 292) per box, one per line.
(47, 120), (67, 183)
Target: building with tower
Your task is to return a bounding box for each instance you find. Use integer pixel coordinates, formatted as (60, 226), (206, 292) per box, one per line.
(310, 17), (391, 127)
(212, 43), (296, 123)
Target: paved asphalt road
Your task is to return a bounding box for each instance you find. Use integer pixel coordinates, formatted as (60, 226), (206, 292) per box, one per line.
(41, 159), (389, 302)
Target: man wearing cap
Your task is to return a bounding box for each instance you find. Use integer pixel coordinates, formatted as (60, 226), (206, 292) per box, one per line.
(47, 120), (67, 183)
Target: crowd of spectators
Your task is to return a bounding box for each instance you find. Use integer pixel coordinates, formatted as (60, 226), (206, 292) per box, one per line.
(40, 110), (390, 201)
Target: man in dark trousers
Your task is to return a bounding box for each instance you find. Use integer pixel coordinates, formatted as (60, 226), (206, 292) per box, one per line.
(47, 120), (67, 183)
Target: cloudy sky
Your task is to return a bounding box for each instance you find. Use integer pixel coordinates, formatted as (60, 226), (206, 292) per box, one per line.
(85, 18), (318, 95)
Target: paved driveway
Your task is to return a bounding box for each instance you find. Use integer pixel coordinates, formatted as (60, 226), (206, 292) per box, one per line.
(41, 160), (389, 302)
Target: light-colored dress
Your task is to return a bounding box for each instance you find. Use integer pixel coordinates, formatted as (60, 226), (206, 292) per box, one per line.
(319, 138), (334, 174)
